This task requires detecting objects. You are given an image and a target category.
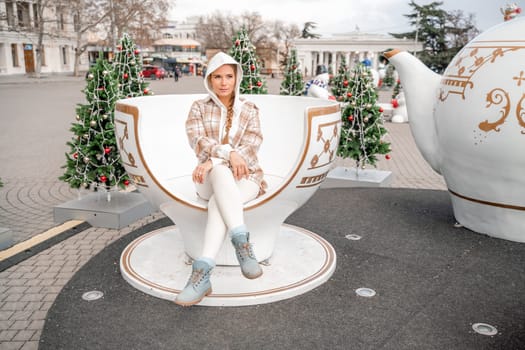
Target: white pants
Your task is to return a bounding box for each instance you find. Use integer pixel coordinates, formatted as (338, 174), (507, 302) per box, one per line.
(196, 164), (259, 261)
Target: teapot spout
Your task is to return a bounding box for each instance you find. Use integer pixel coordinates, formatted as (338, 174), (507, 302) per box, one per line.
(384, 49), (442, 174)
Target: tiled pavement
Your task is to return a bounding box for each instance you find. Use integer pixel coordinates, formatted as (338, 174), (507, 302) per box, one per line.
(0, 75), (446, 350)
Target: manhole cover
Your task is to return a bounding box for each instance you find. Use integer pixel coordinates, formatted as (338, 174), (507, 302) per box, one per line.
(82, 290), (104, 301)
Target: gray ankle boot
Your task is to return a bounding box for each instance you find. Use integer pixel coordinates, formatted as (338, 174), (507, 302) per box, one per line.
(231, 231), (263, 279)
(174, 258), (214, 306)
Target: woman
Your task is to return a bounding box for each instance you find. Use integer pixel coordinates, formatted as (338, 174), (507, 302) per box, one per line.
(175, 52), (265, 306)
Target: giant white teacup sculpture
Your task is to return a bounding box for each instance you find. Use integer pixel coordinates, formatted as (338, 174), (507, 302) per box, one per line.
(114, 94), (341, 305)
(385, 18), (525, 242)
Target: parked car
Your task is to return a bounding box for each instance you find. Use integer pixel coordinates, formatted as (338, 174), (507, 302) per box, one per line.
(142, 65), (166, 80)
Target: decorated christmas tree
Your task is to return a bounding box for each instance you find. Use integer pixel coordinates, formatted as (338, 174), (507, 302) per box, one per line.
(392, 78), (402, 99)
(60, 57), (130, 192)
(280, 49), (304, 96)
(229, 28), (267, 94)
(113, 33), (151, 99)
(382, 64), (396, 88)
(331, 56), (350, 101)
(338, 64), (391, 169)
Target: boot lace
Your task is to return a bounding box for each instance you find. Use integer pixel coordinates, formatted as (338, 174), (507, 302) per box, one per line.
(235, 242), (256, 261)
(189, 269), (208, 287)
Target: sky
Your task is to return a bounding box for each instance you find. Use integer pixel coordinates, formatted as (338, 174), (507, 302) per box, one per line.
(170, 0), (510, 36)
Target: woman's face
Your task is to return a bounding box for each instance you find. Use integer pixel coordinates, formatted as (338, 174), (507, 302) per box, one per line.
(210, 64), (236, 101)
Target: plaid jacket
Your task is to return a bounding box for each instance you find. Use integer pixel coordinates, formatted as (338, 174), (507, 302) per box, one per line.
(186, 97), (265, 190)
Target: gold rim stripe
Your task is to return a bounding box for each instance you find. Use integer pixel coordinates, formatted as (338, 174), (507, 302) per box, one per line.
(449, 189), (525, 211)
(120, 224), (336, 298)
(116, 102), (340, 212)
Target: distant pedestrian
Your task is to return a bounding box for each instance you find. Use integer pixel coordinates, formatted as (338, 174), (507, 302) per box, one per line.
(174, 66), (181, 82)
(202, 65), (207, 78)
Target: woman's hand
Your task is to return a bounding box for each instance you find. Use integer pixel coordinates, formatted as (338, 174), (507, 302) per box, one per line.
(192, 160), (213, 184)
(229, 151), (249, 180)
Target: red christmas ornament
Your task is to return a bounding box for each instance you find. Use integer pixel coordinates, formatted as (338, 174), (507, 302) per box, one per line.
(124, 179), (130, 186)
(328, 95), (336, 101)
(100, 175), (107, 182)
(104, 147), (111, 154)
(144, 88), (149, 94)
(343, 80), (349, 87)
(116, 45), (122, 51)
(385, 154), (391, 160)
(235, 39), (240, 46)
(98, 87), (105, 91)
(250, 64), (255, 71)
(391, 99), (399, 108)
(134, 49), (140, 54)
(347, 92), (353, 98)
(123, 73), (128, 79)
(348, 115), (354, 122)
(379, 106), (384, 113)
(256, 81), (262, 87)
(73, 152), (78, 159)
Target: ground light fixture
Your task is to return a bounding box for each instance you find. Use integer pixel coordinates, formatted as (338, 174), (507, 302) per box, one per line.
(345, 234), (362, 240)
(355, 287), (376, 297)
(472, 323), (498, 336)
(82, 290), (104, 301)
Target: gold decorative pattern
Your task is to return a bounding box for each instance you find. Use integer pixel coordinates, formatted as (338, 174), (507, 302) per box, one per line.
(513, 70), (525, 86)
(438, 42), (525, 102)
(517, 93), (525, 134)
(115, 118), (137, 168)
(128, 173), (148, 187)
(478, 88), (511, 133)
(297, 171), (329, 188)
(309, 122), (340, 170)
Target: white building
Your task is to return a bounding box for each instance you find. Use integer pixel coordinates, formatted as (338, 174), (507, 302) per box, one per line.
(293, 31), (423, 77)
(0, 0), (85, 76)
(158, 17), (199, 41)
(151, 17), (205, 75)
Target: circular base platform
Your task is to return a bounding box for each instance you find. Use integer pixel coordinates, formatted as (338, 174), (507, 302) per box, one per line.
(120, 224), (336, 306)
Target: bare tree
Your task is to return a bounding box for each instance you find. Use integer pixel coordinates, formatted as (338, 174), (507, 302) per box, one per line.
(105, 0), (172, 50)
(31, 0), (68, 78)
(69, 0), (110, 76)
(195, 11), (299, 52)
(446, 10), (479, 50)
(269, 20), (301, 70)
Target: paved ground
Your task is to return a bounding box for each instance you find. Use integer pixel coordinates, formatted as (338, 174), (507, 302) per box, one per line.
(0, 73), (446, 349)
(38, 189), (525, 350)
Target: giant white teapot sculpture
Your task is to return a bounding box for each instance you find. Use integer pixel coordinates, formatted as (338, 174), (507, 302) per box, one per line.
(384, 18), (525, 242)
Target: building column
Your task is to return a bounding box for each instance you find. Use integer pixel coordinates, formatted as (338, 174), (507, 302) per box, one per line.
(331, 51), (337, 75)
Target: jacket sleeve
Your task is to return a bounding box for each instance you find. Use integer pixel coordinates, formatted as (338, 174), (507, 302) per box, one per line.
(185, 101), (221, 164)
(234, 105), (263, 169)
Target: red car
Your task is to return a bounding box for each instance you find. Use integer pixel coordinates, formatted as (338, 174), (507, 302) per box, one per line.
(142, 65), (166, 79)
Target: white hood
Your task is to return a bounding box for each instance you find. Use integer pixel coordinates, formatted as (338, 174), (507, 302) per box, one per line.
(203, 52), (244, 109)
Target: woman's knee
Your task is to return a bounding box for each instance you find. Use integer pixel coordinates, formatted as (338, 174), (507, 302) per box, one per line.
(209, 163), (233, 179)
